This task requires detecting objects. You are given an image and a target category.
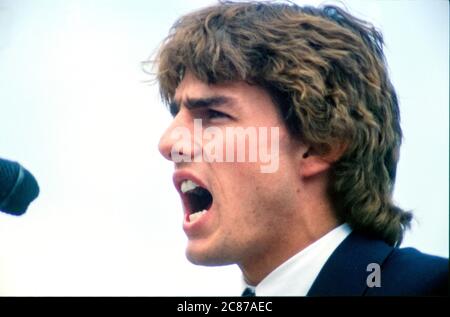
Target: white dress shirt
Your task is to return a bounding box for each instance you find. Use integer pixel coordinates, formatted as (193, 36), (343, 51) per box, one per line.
(242, 223), (352, 296)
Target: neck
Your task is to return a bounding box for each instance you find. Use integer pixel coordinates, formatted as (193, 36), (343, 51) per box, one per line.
(240, 192), (340, 286)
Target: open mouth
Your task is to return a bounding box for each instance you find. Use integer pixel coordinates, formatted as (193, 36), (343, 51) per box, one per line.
(180, 180), (213, 223)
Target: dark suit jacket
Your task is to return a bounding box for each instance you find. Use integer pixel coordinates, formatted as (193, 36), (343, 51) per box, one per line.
(307, 232), (449, 296)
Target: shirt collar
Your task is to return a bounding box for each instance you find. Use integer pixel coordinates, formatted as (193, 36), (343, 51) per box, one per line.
(242, 223), (352, 296)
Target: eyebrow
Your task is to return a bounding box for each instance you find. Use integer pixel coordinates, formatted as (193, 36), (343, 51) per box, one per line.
(169, 96), (233, 116)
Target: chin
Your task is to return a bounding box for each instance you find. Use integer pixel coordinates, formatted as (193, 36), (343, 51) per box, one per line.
(185, 247), (235, 267)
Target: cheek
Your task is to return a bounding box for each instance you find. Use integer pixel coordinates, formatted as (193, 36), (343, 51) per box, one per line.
(219, 165), (287, 217)
(202, 126), (284, 165)
(207, 127), (298, 218)
(211, 162), (296, 249)
(211, 161), (262, 217)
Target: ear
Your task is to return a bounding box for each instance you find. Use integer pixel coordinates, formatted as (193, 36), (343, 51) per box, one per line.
(300, 142), (347, 178)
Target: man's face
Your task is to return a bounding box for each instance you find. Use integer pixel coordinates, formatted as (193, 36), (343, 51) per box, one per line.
(158, 72), (304, 268)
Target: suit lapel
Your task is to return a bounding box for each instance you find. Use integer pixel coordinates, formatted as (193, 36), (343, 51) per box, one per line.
(307, 231), (394, 296)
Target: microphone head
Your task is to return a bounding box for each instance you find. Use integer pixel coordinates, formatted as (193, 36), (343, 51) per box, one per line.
(0, 159), (40, 216)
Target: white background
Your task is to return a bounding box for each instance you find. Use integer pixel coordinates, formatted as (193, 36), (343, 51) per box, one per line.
(0, 0), (448, 295)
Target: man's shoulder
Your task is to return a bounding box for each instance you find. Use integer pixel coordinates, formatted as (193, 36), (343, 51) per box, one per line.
(385, 246), (448, 274)
(369, 246), (449, 296)
(307, 231), (448, 296)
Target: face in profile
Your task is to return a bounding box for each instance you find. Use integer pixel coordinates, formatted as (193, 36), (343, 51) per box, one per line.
(158, 72), (305, 270)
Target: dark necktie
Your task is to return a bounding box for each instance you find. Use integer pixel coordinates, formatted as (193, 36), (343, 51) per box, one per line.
(241, 287), (256, 297)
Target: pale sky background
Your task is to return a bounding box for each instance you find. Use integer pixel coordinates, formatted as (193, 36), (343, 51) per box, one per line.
(0, 0), (448, 296)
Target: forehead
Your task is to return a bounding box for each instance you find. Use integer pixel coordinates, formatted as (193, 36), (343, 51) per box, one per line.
(173, 72), (275, 111)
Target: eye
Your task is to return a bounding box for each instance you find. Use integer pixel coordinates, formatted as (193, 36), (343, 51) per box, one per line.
(207, 109), (230, 120)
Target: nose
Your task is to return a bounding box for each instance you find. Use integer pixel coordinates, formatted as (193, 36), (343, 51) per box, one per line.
(158, 110), (193, 162)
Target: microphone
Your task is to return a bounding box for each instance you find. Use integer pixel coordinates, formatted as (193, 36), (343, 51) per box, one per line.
(0, 158), (40, 216)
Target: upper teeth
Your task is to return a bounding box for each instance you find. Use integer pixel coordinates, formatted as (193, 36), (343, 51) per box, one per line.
(181, 180), (199, 193)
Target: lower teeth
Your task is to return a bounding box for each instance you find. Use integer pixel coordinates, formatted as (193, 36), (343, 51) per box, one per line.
(189, 210), (207, 222)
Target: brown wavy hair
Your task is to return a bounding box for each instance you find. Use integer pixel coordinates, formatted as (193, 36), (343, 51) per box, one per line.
(153, 1), (412, 246)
